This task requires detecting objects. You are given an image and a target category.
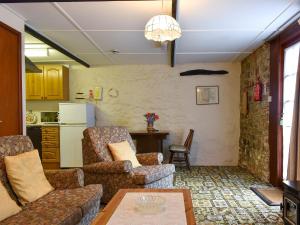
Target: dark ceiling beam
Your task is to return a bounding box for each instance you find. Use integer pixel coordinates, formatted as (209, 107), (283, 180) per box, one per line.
(25, 25), (90, 68)
(170, 0), (177, 67)
(0, 0), (155, 2)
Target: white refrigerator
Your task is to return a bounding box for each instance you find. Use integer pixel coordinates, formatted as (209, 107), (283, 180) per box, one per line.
(59, 103), (95, 168)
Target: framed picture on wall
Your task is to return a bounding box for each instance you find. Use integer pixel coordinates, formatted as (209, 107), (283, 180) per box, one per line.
(196, 86), (219, 105)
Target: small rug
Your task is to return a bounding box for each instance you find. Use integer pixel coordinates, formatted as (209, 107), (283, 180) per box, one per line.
(250, 186), (283, 206)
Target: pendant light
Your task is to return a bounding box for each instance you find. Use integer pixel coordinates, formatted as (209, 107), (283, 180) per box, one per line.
(144, 0), (182, 42)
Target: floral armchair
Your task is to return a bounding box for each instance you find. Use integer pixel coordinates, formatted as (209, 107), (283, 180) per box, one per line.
(82, 126), (175, 203)
(0, 135), (102, 225)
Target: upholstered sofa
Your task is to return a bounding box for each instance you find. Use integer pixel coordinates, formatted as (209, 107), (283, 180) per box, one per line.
(82, 126), (175, 203)
(0, 135), (103, 225)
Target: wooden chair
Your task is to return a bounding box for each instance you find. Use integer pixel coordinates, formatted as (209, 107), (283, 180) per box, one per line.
(169, 129), (194, 170)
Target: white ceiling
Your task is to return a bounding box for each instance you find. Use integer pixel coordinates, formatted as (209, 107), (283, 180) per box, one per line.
(25, 33), (75, 63)
(4, 0), (300, 66)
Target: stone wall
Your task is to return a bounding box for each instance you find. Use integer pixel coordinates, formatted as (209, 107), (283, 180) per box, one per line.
(239, 43), (270, 182)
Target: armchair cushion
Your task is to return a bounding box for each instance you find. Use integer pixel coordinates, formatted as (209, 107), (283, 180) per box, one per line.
(108, 141), (141, 168)
(83, 160), (133, 174)
(44, 168), (84, 190)
(132, 164), (175, 185)
(136, 153), (163, 165)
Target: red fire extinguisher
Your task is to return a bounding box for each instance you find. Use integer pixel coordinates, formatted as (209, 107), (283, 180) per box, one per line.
(253, 77), (263, 101)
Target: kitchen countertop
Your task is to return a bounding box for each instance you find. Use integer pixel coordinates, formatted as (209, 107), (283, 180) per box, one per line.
(26, 123), (60, 127)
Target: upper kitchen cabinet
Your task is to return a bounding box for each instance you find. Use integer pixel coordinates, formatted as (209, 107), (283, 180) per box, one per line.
(26, 66), (44, 100)
(43, 65), (69, 100)
(26, 65), (69, 101)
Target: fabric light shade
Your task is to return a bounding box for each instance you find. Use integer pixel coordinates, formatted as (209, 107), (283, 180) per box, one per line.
(145, 15), (182, 42)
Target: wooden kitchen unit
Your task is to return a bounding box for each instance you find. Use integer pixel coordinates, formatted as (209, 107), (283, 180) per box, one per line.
(26, 64), (69, 101)
(42, 126), (60, 169)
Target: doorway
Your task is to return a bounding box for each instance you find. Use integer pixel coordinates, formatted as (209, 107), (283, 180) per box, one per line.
(0, 22), (23, 136)
(282, 41), (300, 180)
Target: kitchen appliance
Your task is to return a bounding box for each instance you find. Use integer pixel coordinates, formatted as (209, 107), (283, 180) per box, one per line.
(41, 111), (59, 123)
(59, 103), (95, 167)
(26, 111), (38, 124)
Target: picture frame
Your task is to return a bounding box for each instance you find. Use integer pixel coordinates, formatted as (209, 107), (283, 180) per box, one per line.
(196, 86), (219, 105)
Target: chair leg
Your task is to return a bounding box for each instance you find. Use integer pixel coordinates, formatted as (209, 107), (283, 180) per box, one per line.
(185, 153), (191, 170)
(169, 152), (174, 163)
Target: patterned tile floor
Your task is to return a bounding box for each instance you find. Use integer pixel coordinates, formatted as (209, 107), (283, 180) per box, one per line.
(174, 166), (283, 225)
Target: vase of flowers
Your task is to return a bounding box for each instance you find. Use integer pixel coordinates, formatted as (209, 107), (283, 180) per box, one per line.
(144, 113), (159, 132)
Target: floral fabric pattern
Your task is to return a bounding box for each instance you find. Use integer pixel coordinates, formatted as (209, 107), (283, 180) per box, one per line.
(132, 164), (175, 184)
(136, 153), (163, 165)
(82, 126), (136, 163)
(82, 126), (175, 203)
(1, 184), (102, 225)
(44, 169), (84, 189)
(0, 135), (103, 225)
(83, 160), (133, 174)
(0, 136), (34, 202)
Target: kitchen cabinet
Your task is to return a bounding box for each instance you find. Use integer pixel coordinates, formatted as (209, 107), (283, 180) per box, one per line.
(26, 66), (44, 100)
(26, 65), (69, 101)
(42, 126), (60, 169)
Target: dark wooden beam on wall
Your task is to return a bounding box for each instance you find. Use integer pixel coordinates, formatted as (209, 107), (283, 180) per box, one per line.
(25, 25), (90, 68)
(170, 0), (177, 67)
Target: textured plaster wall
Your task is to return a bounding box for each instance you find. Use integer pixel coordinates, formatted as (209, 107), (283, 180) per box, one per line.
(239, 44), (270, 181)
(69, 63), (241, 166)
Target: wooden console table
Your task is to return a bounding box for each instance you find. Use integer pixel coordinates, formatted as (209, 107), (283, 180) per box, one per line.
(129, 131), (169, 154)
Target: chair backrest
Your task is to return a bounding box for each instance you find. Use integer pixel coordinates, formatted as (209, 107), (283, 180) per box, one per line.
(0, 135), (34, 201)
(184, 129), (194, 152)
(82, 126), (136, 165)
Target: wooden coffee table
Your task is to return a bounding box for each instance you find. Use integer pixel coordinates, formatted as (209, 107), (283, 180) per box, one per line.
(92, 189), (196, 225)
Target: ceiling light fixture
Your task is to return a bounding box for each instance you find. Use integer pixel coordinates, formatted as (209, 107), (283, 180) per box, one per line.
(25, 48), (49, 57)
(25, 43), (49, 49)
(144, 0), (181, 43)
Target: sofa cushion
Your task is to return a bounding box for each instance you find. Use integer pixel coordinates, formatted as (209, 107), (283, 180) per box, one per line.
(5, 150), (54, 205)
(0, 136), (34, 202)
(132, 164), (175, 185)
(0, 184), (102, 225)
(0, 181), (21, 222)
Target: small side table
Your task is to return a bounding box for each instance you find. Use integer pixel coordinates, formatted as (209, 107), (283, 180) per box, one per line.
(283, 180), (300, 225)
(129, 131), (169, 154)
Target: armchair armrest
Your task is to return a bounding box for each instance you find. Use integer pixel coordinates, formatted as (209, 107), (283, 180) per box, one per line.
(136, 152), (163, 165)
(83, 160), (133, 174)
(44, 168), (84, 189)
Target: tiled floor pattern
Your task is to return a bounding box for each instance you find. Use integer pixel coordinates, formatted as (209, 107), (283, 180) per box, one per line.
(174, 166), (283, 225)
